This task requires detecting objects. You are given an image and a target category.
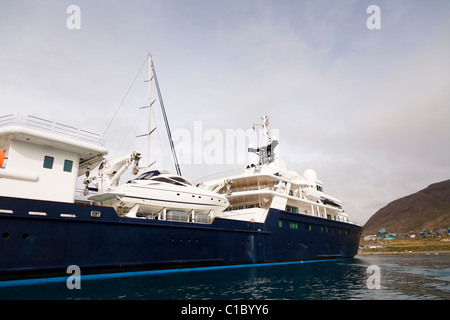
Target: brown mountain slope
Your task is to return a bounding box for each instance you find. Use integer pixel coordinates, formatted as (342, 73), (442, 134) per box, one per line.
(363, 179), (450, 235)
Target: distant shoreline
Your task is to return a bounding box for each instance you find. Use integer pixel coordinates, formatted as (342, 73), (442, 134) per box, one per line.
(358, 250), (450, 255)
(358, 237), (450, 255)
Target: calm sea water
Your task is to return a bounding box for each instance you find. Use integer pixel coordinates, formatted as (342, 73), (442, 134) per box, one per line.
(0, 253), (449, 300)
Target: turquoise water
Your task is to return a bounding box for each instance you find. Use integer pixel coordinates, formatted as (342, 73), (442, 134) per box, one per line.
(0, 253), (449, 300)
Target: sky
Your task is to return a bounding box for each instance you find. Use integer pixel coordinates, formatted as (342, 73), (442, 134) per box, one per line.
(1, 0), (449, 225)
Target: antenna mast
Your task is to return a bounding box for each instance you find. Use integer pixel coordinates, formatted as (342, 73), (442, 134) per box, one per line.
(254, 115), (270, 147)
(249, 115), (278, 165)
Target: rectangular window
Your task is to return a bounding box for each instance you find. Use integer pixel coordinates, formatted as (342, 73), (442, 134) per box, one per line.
(290, 221), (298, 229)
(278, 220), (283, 228)
(43, 156), (54, 169)
(64, 159), (73, 172)
(305, 224), (312, 231)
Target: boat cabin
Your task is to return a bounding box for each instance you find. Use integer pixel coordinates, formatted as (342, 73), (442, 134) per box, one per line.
(0, 115), (108, 203)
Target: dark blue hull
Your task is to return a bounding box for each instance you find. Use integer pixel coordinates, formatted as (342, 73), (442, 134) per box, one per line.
(0, 196), (362, 280)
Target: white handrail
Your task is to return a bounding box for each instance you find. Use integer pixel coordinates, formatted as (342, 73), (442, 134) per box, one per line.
(0, 114), (105, 146)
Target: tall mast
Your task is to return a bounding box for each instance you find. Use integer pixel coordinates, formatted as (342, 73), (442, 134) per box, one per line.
(137, 53), (182, 175)
(147, 53), (153, 166)
(137, 53), (156, 166)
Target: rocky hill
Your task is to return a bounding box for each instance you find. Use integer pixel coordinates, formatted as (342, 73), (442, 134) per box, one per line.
(363, 179), (450, 235)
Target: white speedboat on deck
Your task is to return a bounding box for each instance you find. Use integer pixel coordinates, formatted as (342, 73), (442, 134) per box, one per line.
(88, 166), (229, 221)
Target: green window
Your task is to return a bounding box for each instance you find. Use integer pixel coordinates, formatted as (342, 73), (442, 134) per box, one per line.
(43, 156), (54, 169)
(63, 160), (73, 172)
(278, 220), (283, 228)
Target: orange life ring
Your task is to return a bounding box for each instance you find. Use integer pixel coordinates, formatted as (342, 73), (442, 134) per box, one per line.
(0, 149), (5, 167)
(250, 218), (255, 222)
(304, 209), (308, 214)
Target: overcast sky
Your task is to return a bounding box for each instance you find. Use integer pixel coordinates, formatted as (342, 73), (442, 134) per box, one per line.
(1, 0), (449, 225)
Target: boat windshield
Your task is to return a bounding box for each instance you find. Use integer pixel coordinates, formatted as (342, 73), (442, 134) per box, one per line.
(152, 176), (192, 186)
(132, 170), (192, 186)
(135, 170), (162, 180)
(170, 176), (192, 186)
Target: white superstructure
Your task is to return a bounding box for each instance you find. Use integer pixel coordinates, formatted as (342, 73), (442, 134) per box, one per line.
(0, 115), (108, 203)
(200, 116), (350, 224)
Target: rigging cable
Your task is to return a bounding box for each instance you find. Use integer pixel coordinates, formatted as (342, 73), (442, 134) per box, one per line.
(101, 55), (148, 141)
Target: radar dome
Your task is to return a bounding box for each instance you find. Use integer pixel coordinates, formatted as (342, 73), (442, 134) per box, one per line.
(288, 171), (299, 178)
(303, 169), (317, 182)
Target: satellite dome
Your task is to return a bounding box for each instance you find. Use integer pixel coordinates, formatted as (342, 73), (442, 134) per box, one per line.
(303, 169), (317, 182)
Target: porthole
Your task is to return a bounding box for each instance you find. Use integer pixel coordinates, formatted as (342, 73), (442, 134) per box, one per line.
(22, 233), (30, 240)
(2, 232), (10, 240)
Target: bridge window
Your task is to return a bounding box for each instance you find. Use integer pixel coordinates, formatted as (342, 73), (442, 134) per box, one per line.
(63, 160), (73, 172)
(285, 205), (299, 213)
(43, 156), (54, 169)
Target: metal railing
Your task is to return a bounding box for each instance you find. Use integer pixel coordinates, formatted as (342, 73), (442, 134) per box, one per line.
(0, 114), (105, 146)
(218, 185), (275, 194)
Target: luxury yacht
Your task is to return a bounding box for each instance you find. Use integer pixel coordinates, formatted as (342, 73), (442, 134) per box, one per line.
(0, 55), (362, 281)
(200, 116), (350, 225)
